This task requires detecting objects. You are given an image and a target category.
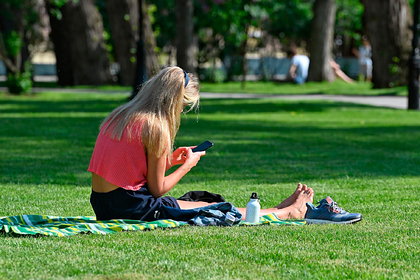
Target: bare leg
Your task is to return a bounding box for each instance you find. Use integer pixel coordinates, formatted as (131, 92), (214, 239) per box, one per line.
(176, 186), (314, 220)
(176, 200), (216, 209)
(335, 68), (355, 84)
(330, 59), (354, 84)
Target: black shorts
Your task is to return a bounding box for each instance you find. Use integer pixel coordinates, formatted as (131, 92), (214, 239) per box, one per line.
(90, 186), (180, 221)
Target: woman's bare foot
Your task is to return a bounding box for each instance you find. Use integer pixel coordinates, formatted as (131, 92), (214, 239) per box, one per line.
(275, 183), (303, 209)
(304, 187), (314, 203)
(285, 189), (314, 219)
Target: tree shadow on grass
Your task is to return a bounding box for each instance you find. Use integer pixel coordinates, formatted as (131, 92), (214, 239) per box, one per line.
(1, 98), (419, 186)
(0, 98), (375, 115)
(199, 98), (375, 114)
(0, 99), (124, 114)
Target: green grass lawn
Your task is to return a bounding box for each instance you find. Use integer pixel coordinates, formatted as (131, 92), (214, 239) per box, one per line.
(1, 80), (408, 96)
(200, 80), (408, 96)
(1, 92), (419, 279)
(78, 80), (407, 96)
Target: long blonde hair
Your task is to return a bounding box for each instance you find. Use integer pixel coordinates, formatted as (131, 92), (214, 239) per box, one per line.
(100, 66), (200, 158)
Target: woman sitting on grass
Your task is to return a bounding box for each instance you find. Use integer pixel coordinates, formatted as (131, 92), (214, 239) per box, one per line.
(88, 66), (316, 222)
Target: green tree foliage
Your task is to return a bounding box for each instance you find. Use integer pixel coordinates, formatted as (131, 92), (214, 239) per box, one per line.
(335, 0), (363, 39)
(150, 0), (266, 80)
(148, 0), (177, 54)
(0, 0), (75, 94)
(95, 0), (115, 62)
(0, 0), (373, 89)
(262, 0), (364, 52)
(0, 0), (39, 94)
(195, 0), (265, 80)
(150, 0), (366, 82)
(334, 0), (364, 57)
(261, 0), (313, 45)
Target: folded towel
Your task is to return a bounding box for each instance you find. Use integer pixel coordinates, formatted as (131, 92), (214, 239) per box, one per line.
(0, 214), (305, 237)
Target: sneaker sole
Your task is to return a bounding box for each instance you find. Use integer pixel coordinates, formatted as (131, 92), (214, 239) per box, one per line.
(304, 217), (362, 225)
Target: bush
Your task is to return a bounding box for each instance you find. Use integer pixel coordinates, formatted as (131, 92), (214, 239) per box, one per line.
(6, 66), (32, 95)
(200, 67), (226, 83)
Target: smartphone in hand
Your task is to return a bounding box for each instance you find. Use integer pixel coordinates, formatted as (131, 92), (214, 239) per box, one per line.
(191, 141), (214, 153)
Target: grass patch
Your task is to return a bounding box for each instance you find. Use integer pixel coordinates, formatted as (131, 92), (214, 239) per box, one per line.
(1, 80), (408, 96)
(200, 80), (408, 96)
(1, 92), (419, 279)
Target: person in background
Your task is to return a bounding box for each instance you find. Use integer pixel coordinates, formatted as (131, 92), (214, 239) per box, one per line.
(352, 35), (372, 82)
(287, 47), (310, 84)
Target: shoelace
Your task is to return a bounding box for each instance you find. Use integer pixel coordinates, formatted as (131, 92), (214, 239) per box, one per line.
(328, 201), (344, 213)
(317, 200), (344, 213)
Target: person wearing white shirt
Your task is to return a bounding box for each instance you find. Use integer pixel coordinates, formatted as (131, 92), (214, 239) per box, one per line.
(352, 35), (372, 82)
(287, 47), (310, 84)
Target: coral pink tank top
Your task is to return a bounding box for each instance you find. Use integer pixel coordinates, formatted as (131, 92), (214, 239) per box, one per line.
(88, 121), (147, 191)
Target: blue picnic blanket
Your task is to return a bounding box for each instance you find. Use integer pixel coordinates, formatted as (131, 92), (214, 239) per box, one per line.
(0, 203), (305, 237)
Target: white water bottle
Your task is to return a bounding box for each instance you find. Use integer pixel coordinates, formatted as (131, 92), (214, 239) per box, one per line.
(245, 192), (260, 223)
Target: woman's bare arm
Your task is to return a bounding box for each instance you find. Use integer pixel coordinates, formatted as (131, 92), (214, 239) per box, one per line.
(146, 148), (205, 198)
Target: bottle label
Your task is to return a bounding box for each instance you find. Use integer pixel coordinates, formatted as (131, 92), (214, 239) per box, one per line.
(245, 203), (260, 223)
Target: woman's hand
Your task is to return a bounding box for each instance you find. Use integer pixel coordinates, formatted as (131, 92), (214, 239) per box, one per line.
(170, 147), (189, 166)
(181, 147), (205, 171)
(170, 146), (205, 167)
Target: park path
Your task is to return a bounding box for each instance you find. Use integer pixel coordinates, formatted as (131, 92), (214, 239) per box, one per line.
(0, 87), (410, 109)
(200, 93), (409, 109)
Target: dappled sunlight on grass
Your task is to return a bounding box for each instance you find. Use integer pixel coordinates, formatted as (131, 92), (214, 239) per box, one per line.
(1, 92), (419, 279)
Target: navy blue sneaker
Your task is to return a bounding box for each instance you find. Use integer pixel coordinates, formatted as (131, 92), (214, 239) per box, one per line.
(304, 197), (362, 224)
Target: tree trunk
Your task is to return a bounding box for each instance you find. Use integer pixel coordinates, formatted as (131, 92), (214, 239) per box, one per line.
(130, 0), (160, 98)
(240, 25), (250, 89)
(131, 0), (147, 92)
(363, 0), (412, 88)
(47, 0), (111, 86)
(142, 0), (160, 77)
(0, 0), (48, 94)
(307, 0), (336, 82)
(0, 1), (24, 75)
(0, 0), (46, 74)
(176, 0), (196, 74)
(105, 0), (138, 86)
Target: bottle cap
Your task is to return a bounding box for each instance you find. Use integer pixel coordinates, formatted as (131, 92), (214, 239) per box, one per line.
(250, 192), (259, 200)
